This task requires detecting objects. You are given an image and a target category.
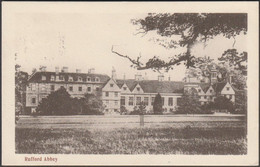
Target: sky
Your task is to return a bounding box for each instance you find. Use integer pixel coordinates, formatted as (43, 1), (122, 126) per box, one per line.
(14, 12), (247, 81)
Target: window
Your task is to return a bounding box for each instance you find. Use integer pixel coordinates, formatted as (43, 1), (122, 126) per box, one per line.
(210, 89), (213, 93)
(144, 97), (149, 106)
(42, 75), (46, 81)
(136, 97), (141, 105)
(31, 97), (36, 104)
(129, 97), (134, 106)
(115, 92), (118, 97)
(50, 75), (55, 81)
(121, 96), (125, 106)
(204, 96), (207, 99)
(96, 87), (99, 91)
(110, 84), (114, 87)
(161, 97), (164, 106)
(59, 75), (64, 81)
(78, 86), (82, 91)
(78, 77), (82, 82)
(123, 87), (127, 91)
(51, 85), (55, 91)
(198, 89), (201, 93)
(115, 101), (118, 106)
(68, 76), (73, 82)
(95, 77), (100, 82)
(60, 86), (64, 89)
(168, 97), (173, 106)
(105, 92), (109, 97)
(137, 87), (140, 91)
(87, 77), (91, 82)
(87, 87), (91, 92)
(151, 97), (155, 105)
(69, 86), (73, 91)
(226, 87), (230, 91)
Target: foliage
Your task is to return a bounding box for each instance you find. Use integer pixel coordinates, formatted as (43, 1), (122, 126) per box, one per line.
(120, 105), (128, 115)
(15, 64), (28, 114)
(213, 96), (235, 113)
(153, 93), (163, 114)
(130, 102), (147, 115)
(234, 91), (247, 114)
(112, 13), (247, 71)
(37, 87), (73, 115)
(79, 94), (104, 115)
(176, 88), (202, 114)
(200, 102), (215, 114)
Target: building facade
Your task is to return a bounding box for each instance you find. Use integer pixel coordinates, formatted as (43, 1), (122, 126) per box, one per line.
(26, 67), (110, 113)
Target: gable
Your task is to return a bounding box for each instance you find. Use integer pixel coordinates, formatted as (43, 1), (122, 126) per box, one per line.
(102, 78), (121, 92)
(221, 82), (235, 94)
(120, 83), (131, 93)
(132, 83), (144, 93)
(206, 86), (215, 95)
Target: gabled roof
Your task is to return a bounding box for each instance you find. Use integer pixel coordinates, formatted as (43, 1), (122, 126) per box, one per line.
(116, 79), (185, 93)
(28, 71), (110, 84)
(212, 82), (227, 93)
(199, 83), (211, 93)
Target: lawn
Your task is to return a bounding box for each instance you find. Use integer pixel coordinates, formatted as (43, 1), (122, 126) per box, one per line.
(16, 118), (247, 154)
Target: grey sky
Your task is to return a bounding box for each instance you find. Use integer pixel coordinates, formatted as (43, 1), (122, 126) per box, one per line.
(14, 12), (247, 81)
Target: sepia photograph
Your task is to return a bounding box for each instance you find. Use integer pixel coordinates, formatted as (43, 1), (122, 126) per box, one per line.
(2, 2), (259, 166)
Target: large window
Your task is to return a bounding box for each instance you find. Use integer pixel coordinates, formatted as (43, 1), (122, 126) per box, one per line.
(136, 97), (141, 105)
(105, 92), (109, 97)
(78, 86), (82, 91)
(115, 92), (118, 97)
(144, 97), (149, 106)
(69, 86), (73, 91)
(31, 97), (36, 104)
(42, 75), (46, 81)
(161, 97), (164, 106)
(168, 97), (173, 106)
(129, 97), (134, 106)
(31, 84), (36, 91)
(41, 84), (46, 91)
(50, 75), (55, 81)
(120, 96), (125, 106)
(87, 87), (91, 92)
(151, 97), (155, 105)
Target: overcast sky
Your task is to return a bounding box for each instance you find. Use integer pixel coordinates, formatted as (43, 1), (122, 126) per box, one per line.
(14, 11), (247, 81)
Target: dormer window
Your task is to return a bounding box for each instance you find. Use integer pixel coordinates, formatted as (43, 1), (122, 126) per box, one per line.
(78, 77), (82, 82)
(198, 89), (201, 93)
(50, 75), (55, 81)
(226, 87), (230, 91)
(42, 75), (46, 81)
(87, 77), (91, 82)
(137, 87), (140, 91)
(123, 87), (127, 90)
(210, 89), (213, 93)
(68, 76), (73, 82)
(95, 77), (100, 82)
(110, 84), (114, 87)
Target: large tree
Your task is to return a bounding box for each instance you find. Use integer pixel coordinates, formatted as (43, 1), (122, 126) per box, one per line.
(112, 13), (247, 72)
(153, 93), (163, 114)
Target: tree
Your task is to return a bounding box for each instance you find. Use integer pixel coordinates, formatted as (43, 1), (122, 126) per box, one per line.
(80, 94), (104, 115)
(153, 93), (163, 114)
(130, 102), (147, 115)
(234, 91), (247, 114)
(120, 105), (128, 115)
(112, 13), (247, 72)
(15, 64), (28, 115)
(36, 87), (73, 115)
(176, 88), (202, 114)
(213, 96), (235, 113)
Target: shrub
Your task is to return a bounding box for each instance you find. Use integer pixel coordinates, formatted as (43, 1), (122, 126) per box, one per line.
(153, 93), (163, 114)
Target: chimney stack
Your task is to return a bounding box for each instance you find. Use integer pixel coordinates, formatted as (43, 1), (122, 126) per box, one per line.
(111, 67), (117, 80)
(88, 68), (95, 74)
(135, 73), (142, 81)
(61, 66), (68, 73)
(76, 69), (81, 73)
(158, 74), (164, 81)
(55, 67), (59, 74)
(40, 66), (47, 72)
(168, 76), (171, 81)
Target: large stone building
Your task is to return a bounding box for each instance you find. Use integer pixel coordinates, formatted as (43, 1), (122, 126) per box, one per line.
(26, 67), (109, 113)
(26, 66), (236, 114)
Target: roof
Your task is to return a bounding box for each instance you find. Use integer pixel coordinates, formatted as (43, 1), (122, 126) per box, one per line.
(28, 71), (110, 84)
(116, 79), (185, 93)
(199, 83), (211, 93)
(212, 82), (227, 93)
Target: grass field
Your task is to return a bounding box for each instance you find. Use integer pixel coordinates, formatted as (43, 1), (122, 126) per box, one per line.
(15, 115), (247, 154)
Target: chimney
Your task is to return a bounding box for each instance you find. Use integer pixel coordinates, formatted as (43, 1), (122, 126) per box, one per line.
(158, 74), (164, 81)
(168, 76), (171, 81)
(111, 67), (117, 80)
(135, 73), (142, 81)
(123, 73), (126, 80)
(55, 66), (59, 74)
(40, 66), (47, 72)
(88, 68), (95, 74)
(61, 66), (68, 73)
(76, 69), (81, 73)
